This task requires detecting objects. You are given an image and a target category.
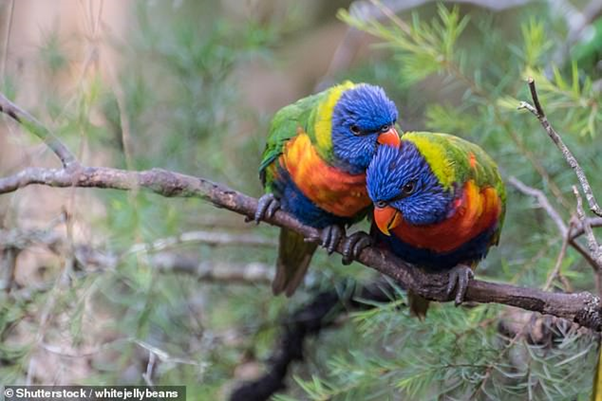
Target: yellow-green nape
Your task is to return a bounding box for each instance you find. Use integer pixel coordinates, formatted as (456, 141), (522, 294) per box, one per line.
(403, 132), (457, 190)
(314, 81), (357, 152)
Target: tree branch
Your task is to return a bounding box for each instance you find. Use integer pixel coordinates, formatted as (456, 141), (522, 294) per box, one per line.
(125, 230), (276, 256)
(573, 186), (602, 270)
(509, 176), (601, 270)
(150, 254), (274, 285)
(1, 162), (601, 330)
(0, 93), (77, 168)
(519, 78), (602, 217)
(1, 94), (602, 331)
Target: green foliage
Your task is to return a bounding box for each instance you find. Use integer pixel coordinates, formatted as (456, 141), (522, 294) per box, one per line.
(340, 5), (469, 84)
(292, 303), (596, 400)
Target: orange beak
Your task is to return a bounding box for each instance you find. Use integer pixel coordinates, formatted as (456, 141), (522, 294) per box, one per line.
(374, 206), (402, 236)
(377, 127), (401, 147)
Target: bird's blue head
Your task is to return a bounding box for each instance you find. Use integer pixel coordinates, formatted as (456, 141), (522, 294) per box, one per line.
(366, 143), (454, 234)
(331, 84), (399, 172)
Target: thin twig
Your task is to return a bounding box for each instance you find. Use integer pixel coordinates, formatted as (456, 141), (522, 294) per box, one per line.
(0, 93), (77, 168)
(519, 78), (602, 217)
(509, 176), (599, 270)
(573, 186), (602, 271)
(142, 351), (157, 386)
(509, 176), (567, 235)
(571, 217), (602, 239)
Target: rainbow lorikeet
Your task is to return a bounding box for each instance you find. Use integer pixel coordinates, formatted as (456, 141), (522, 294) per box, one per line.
(255, 81), (400, 296)
(357, 132), (506, 316)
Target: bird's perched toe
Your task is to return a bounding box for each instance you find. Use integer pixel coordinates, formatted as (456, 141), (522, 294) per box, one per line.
(320, 225), (345, 255)
(254, 193), (280, 224)
(341, 231), (372, 265)
(445, 264), (474, 306)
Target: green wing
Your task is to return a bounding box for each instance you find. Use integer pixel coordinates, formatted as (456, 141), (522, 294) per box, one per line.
(257, 91), (327, 297)
(258, 92), (324, 186)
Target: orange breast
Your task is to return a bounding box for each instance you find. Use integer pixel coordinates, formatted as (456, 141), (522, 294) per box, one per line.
(391, 180), (502, 253)
(281, 133), (370, 217)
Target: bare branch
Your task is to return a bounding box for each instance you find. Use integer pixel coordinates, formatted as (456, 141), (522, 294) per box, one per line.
(509, 176), (567, 235)
(571, 217), (602, 239)
(150, 254), (274, 285)
(0, 163), (600, 330)
(126, 230), (276, 256)
(509, 176), (600, 270)
(508, 176), (602, 238)
(0, 93), (77, 168)
(573, 186), (602, 270)
(520, 78), (602, 217)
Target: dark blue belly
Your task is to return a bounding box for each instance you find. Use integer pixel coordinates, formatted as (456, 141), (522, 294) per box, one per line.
(378, 227), (497, 271)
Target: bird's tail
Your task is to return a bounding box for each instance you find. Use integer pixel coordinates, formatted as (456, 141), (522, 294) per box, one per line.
(272, 227), (318, 297)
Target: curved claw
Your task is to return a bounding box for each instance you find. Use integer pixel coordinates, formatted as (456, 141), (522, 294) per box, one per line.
(265, 198), (280, 219)
(445, 264), (474, 306)
(254, 194), (280, 224)
(320, 225), (345, 255)
(341, 232), (372, 265)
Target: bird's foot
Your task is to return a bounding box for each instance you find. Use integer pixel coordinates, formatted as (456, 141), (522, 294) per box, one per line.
(319, 224), (345, 255)
(445, 264), (474, 306)
(251, 193), (280, 224)
(341, 231), (372, 265)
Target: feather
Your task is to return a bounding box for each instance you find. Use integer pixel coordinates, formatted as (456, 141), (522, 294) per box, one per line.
(272, 228), (318, 296)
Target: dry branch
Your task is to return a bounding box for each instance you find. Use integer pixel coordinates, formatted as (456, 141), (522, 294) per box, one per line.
(0, 93), (76, 168)
(519, 78), (602, 218)
(509, 176), (601, 270)
(126, 230), (276, 256)
(1, 93), (602, 331)
(150, 255), (274, 285)
(573, 187), (602, 270)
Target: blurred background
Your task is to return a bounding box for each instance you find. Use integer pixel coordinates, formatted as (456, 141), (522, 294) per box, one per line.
(0, 0), (601, 399)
